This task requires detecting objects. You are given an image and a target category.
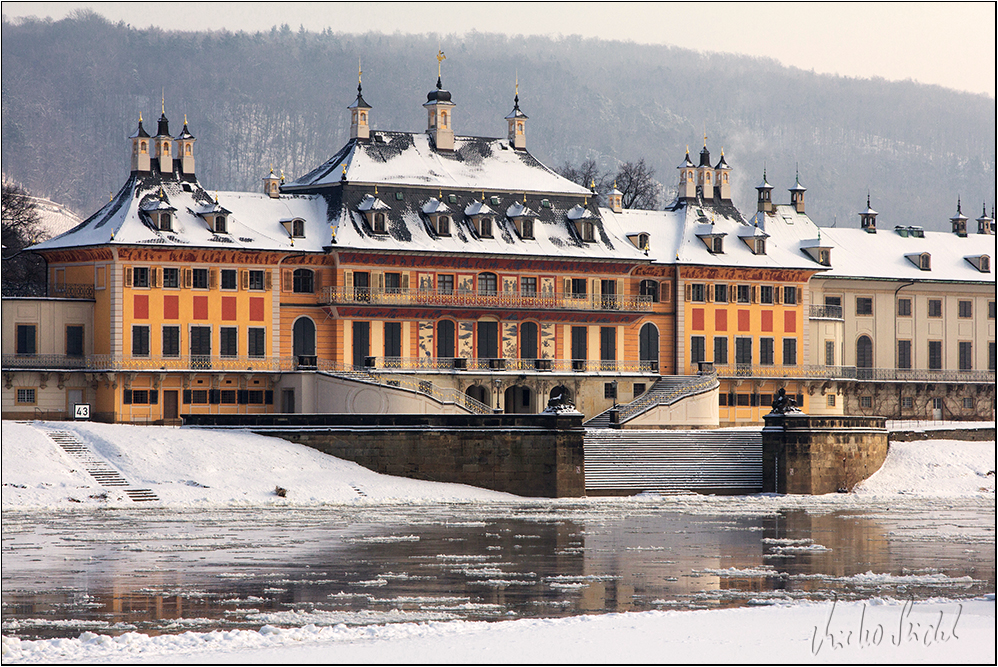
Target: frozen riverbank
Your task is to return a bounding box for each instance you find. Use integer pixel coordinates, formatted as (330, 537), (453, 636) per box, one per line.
(3, 597), (994, 664)
(3, 420), (994, 510)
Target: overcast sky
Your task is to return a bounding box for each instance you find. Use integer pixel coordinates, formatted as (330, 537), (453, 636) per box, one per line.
(3, 2), (995, 97)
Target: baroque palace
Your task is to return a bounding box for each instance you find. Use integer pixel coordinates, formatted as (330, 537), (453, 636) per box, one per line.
(3, 65), (995, 426)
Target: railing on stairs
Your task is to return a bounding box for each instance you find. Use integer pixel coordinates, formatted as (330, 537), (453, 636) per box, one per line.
(584, 372), (720, 428)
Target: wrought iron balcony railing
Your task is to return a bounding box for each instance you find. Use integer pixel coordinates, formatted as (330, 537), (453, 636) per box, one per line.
(363, 356), (660, 374)
(692, 362), (995, 383)
(808, 304), (843, 319)
(322, 286), (653, 312)
(2, 282), (95, 299)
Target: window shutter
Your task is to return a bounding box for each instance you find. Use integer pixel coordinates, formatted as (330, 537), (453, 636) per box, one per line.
(685, 284), (691, 301)
(237, 390), (248, 404)
(282, 269), (292, 292)
(616, 279), (624, 299)
(150, 267), (159, 288)
(563, 278), (572, 297)
(209, 389), (220, 405)
(313, 270), (322, 292)
(123, 389), (132, 404)
(149, 390), (158, 405)
(265, 390), (274, 405)
(707, 284), (714, 302)
(730, 284), (737, 300)
(793, 287), (800, 304)
(401, 273), (410, 291)
(375, 272), (384, 291)
(660, 281), (670, 302)
(183, 268), (192, 288)
(124, 267), (133, 288)
(775, 286), (782, 304)
(751, 286), (757, 303)
(183, 390), (191, 404)
(209, 269), (217, 290)
(264, 271), (273, 290)
(240, 270), (249, 290)
(591, 278), (600, 297)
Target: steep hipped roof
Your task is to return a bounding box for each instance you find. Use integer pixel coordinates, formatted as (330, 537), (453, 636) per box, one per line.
(31, 173), (331, 253)
(284, 131), (592, 196)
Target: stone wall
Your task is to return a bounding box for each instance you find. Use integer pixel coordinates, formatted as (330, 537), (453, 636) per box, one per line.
(762, 414), (888, 494)
(185, 413), (585, 498)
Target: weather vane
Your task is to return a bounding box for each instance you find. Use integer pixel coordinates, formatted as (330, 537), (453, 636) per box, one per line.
(437, 48), (446, 78)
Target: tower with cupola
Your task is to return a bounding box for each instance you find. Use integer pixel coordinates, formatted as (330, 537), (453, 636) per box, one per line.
(176, 115), (195, 176)
(349, 61), (372, 141)
(129, 114), (151, 173)
(505, 78), (528, 150)
(153, 99), (174, 174)
(424, 50), (455, 151)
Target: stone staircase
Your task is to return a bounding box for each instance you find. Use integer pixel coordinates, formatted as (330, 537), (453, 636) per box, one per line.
(39, 426), (160, 502)
(584, 374), (717, 428)
(584, 428), (763, 494)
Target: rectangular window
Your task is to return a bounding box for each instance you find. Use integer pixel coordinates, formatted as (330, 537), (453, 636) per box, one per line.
(824, 295), (841, 307)
(16, 388), (36, 404)
(249, 270), (265, 290)
(827, 394), (836, 408)
(959, 341), (972, 371)
(856, 297), (873, 315)
(66, 325), (84, 357)
(192, 268), (209, 289)
(782, 338), (797, 366)
(898, 340), (912, 369)
(990, 342), (996, 371)
(292, 269), (314, 294)
(521, 277), (537, 295)
(438, 275), (454, 294)
(735, 285), (750, 303)
(191, 389), (209, 404)
(783, 286), (797, 305)
(861, 396), (873, 408)
(163, 326), (180, 357)
(736, 394), (751, 407)
(718, 393), (728, 407)
(690, 284), (706, 303)
(221, 269), (237, 290)
(900, 396), (912, 409)
(759, 285), (774, 304)
(897, 298), (911, 316)
(385, 273), (402, 294)
(760, 338), (774, 366)
(963, 397), (974, 409)
(958, 300), (972, 318)
(928, 340), (942, 370)
(132, 267), (149, 288)
(384, 322), (402, 358)
(825, 340), (835, 366)
(735, 337), (753, 365)
(352, 321), (370, 368)
(604, 382), (617, 400)
(600, 327), (616, 362)
(714, 284), (728, 303)
(690, 336), (705, 364)
(713, 336), (728, 365)
(248, 328), (266, 357)
(132, 325), (150, 356)
(220, 327), (238, 357)
(571, 326), (588, 361)
(190, 325), (211, 357)
(163, 267), (180, 288)
(220, 390), (237, 405)
(633, 383), (646, 398)
(989, 301), (996, 319)
(248, 390), (264, 404)
(571, 278), (587, 298)
(16, 324), (36, 355)
(928, 299), (942, 317)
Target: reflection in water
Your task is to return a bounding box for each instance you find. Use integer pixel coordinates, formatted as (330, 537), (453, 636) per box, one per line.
(2, 500), (993, 641)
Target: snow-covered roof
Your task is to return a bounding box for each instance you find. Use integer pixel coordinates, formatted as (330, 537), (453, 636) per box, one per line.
(32, 173), (332, 253)
(285, 131), (592, 196)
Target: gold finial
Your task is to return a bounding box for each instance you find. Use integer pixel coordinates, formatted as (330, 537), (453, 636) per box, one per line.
(270, 164), (274, 175)
(590, 179), (596, 189)
(342, 164), (347, 175)
(721, 147), (724, 156)
(374, 184), (378, 195)
(184, 113), (188, 125)
(215, 191), (219, 203)
(109, 192), (113, 202)
(280, 169), (285, 183)
(161, 89), (165, 114)
(139, 112), (143, 122)
(436, 48), (446, 78)
(482, 191), (486, 202)
(523, 192), (527, 204)
(358, 57), (362, 85)
(515, 71), (519, 96)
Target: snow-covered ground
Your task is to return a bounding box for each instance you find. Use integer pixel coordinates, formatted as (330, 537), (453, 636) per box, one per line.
(3, 420), (994, 509)
(3, 597), (993, 664)
(2, 420), (994, 663)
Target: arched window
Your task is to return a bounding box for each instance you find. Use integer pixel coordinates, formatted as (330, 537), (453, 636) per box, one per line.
(639, 279), (659, 302)
(293, 317), (316, 358)
(437, 215), (450, 236)
(373, 212), (386, 234)
(466, 384), (490, 407)
(292, 268), (314, 294)
(478, 272), (497, 296)
(504, 385), (533, 414)
(360, 112), (366, 122)
(140, 141), (147, 152)
(856, 335), (873, 369)
(163, 142), (170, 154)
(581, 222), (595, 242)
(214, 215), (227, 233)
(185, 144), (192, 155)
(479, 217), (493, 238)
(441, 111), (448, 128)
(520, 218), (533, 239)
(639, 323), (660, 365)
(550, 385), (572, 405)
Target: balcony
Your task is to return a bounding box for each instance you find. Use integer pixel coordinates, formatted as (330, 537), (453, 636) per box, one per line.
(368, 357), (660, 374)
(322, 286), (653, 312)
(2, 354), (297, 372)
(808, 304), (843, 319)
(692, 362), (995, 383)
(2, 282), (95, 300)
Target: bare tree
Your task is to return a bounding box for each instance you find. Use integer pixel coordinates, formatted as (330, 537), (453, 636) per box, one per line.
(612, 159), (661, 210)
(557, 158), (610, 194)
(2, 184), (47, 285)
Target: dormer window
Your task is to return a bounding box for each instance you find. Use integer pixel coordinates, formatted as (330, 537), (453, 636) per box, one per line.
(818, 249), (831, 266)
(711, 237), (723, 253)
(156, 212), (172, 231)
(580, 221), (595, 242)
(437, 215), (450, 236)
(965, 254), (991, 273)
(479, 217), (493, 238)
(282, 218), (305, 238)
(540, 199), (551, 208)
(448, 194), (458, 204)
(520, 218), (534, 240)
(753, 238), (765, 255)
(214, 215), (227, 233)
(373, 212), (386, 234)
(906, 252), (931, 271)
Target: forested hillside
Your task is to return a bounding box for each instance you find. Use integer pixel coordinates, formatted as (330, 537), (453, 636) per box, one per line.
(2, 10), (994, 231)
